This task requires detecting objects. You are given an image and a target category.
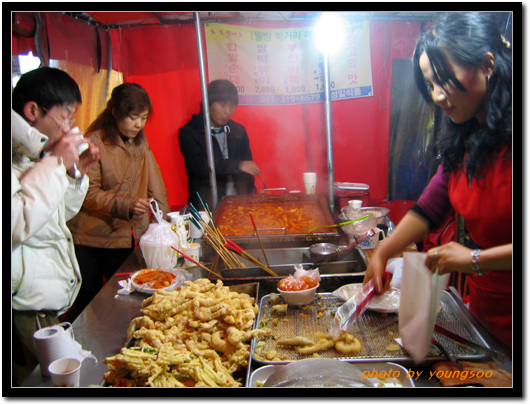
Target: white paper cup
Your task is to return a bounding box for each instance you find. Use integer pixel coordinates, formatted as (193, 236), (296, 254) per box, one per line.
(303, 172), (317, 195)
(48, 357), (81, 387)
(303, 172), (317, 182)
(304, 181), (316, 195)
(181, 242), (201, 266)
(348, 200), (363, 208)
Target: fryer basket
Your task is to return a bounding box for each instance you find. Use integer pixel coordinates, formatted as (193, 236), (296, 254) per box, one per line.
(251, 291), (488, 365)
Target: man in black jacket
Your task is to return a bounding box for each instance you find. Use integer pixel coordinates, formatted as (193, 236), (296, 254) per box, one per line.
(179, 80), (260, 208)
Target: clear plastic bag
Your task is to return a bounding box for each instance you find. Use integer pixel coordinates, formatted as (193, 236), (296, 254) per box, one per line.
(277, 264), (320, 291)
(139, 200), (180, 270)
(331, 283), (400, 313)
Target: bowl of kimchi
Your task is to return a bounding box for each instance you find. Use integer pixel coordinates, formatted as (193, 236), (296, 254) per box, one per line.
(131, 268), (183, 294)
(277, 275), (319, 306)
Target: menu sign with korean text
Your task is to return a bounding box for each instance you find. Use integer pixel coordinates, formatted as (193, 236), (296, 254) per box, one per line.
(205, 22), (373, 105)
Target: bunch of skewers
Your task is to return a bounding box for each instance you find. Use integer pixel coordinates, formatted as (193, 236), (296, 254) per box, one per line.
(173, 193), (278, 277)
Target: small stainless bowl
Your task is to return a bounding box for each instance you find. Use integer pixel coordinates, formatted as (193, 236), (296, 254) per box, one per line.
(359, 207), (390, 225)
(309, 243), (339, 262)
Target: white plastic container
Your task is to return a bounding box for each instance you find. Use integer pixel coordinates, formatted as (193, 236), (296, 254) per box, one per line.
(167, 213), (189, 257)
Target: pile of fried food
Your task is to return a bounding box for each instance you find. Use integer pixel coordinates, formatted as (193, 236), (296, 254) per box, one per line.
(103, 278), (271, 387)
(254, 330), (362, 362)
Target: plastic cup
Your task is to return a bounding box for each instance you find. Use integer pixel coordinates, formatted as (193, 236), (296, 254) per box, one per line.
(348, 200), (363, 209)
(181, 242), (201, 266)
(303, 172), (317, 195)
(48, 357), (81, 387)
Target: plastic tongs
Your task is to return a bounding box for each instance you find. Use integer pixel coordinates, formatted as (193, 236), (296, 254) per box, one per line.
(432, 336), (463, 370)
(331, 271), (392, 337)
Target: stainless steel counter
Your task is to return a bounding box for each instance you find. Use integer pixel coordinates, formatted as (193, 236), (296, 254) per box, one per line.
(20, 248), (511, 389)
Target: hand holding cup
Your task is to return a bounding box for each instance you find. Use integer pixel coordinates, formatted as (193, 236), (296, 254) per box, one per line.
(69, 128), (100, 177)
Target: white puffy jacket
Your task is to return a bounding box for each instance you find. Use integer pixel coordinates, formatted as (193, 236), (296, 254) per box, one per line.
(11, 110), (88, 315)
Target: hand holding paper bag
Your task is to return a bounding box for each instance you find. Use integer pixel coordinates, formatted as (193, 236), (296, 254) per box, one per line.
(398, 252), (450, 364)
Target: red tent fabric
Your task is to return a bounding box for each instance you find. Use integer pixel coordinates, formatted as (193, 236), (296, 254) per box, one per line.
(12, 13), (423, 210)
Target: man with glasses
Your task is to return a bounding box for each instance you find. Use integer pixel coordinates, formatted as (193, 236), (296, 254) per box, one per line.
(11, 67), (99, 386)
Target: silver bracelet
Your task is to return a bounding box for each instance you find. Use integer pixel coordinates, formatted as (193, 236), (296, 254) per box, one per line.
(471, 249), (485, 276)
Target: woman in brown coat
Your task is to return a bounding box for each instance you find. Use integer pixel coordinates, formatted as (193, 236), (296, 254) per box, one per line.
(67, 83), (170, 321)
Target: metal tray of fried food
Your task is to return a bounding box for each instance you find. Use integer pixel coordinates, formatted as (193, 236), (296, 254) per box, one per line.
(250, 290), (488, 366)
(103, 282), (260, 387)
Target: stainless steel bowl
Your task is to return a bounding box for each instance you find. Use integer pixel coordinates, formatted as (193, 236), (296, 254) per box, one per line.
(309, 243), (339, 262)
(340, 206), (390, 226)
(263, 358), (374, 387)
(359, 206), (390, 225)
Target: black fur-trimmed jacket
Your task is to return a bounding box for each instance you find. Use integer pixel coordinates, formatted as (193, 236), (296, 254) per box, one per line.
(178, 113), (257, 208)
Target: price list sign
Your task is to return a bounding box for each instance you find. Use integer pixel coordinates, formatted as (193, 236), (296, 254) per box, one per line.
(205, 22), (373, 106)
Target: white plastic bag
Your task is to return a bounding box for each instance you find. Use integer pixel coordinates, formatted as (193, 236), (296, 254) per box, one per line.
(277, 264), (320, 291)
(139, 200), (180, 269)
(331, 283), (400, 313)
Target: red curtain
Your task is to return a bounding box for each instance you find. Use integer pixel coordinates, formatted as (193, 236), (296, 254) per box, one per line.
(12, 13), (422, 210)
(111, 24), (201, 210)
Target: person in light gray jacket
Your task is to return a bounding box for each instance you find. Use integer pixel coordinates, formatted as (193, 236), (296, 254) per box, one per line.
(11, 67), (99, 386)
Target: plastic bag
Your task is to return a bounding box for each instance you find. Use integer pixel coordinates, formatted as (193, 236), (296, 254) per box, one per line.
(139, 200), (180, 270)
(331, 283), (401, 313)
(277, 264), (320, 291)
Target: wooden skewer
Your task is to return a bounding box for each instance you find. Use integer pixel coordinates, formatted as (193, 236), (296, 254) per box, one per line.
(171, 246), (223, 278)
(190, 197), (277, 271)
(188, 204), (244, 269)
(203, 225), (244, 268)
(249, 211), (270, 268)
(224, 239), (278, 277)
(241, 251), (278, 277)
(243, 253), (278, 277)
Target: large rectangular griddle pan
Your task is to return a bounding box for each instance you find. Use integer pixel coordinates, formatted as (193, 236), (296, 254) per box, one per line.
(213, 194), (340, 248)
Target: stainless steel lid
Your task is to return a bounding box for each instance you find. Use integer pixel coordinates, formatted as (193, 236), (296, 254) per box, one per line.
(334, 182), (370, 191)
(309, 243), (339, 256)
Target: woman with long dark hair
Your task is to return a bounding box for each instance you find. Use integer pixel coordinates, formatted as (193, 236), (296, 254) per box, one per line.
(67, 83), (170, 321)
(364, 12), (512, 356)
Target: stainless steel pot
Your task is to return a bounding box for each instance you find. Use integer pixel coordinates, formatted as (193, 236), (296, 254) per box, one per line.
(309, 242), (340, 262)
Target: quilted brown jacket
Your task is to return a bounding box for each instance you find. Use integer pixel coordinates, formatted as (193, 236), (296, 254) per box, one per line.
(67, 130), (170, 248)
